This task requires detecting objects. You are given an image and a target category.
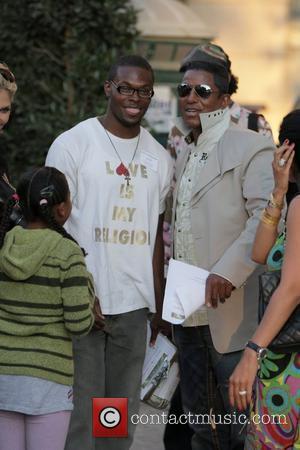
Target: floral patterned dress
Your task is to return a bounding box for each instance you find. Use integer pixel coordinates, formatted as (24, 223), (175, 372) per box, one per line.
(245, 232), (300, 449)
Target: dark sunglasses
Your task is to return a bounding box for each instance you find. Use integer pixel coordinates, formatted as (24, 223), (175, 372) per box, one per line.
(177, 83), (218, 99)
(0, 64), (15, 83)
(111, 80), (154, 99)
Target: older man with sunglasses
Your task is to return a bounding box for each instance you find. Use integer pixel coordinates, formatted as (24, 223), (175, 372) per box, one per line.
(166, 43), (276, 450)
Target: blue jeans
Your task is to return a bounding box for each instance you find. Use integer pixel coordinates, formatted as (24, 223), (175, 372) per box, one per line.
(173, 325), (247, 450)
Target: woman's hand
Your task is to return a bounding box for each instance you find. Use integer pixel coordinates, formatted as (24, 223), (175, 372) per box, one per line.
(272, 140), (295, 199)
(229, 348), (258, 411)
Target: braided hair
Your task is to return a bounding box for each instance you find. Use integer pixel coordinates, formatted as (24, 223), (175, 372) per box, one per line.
(0, 166), (85, 254)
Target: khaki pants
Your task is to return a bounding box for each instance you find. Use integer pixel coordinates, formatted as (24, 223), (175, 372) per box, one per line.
(65, 308), (148, 450)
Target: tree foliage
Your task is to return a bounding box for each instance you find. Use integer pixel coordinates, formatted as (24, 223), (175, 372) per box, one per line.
(0, 0), (138, 179)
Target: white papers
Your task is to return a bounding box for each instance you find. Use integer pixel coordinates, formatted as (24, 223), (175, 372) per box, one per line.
(145, 361), (180, 409)
(140, 322), (177, 400)
(162, 258), (209, 324)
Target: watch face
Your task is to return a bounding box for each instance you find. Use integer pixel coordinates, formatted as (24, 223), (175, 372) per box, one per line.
(258, 348), (268, 359)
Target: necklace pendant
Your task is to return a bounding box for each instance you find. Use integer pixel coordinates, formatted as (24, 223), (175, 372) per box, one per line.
(125, 174), (131, 187)
(116, 163), (129, 176)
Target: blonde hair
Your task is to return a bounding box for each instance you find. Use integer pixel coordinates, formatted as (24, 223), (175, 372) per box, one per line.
(0, 62), (17, 100)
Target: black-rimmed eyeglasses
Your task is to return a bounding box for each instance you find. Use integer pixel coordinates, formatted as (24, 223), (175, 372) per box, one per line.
(110, 80), (154, 99)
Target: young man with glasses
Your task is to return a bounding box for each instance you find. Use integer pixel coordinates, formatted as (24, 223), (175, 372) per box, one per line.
(46, 55), (172, 450)
(166, 43), (275, 450)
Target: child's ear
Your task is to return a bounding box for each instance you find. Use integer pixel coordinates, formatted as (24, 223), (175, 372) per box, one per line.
(52, 202), (68, 224)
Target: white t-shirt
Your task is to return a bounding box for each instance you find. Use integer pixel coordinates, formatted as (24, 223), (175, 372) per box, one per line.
(46, 118), (173, 314)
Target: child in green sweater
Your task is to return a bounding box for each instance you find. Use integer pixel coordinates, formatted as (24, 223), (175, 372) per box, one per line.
(0, 166), (98, 450)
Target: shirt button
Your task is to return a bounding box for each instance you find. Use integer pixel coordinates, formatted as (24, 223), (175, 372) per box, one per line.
(178, 229), (181, 232)
(178, 255), (182, 259)
(194, 153), (198, 157)
(188, 178), (191, 182)
(182, 202), (186, 206)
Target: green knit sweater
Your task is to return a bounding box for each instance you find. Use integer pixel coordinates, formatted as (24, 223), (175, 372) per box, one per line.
(0, 226), (94, 385)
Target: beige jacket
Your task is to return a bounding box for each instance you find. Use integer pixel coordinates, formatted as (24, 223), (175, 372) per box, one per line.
(172, 125), (275, 353)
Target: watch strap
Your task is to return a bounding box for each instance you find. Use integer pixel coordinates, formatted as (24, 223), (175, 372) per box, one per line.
(246, 340), (260, 353)
(246, 340), (267, 361)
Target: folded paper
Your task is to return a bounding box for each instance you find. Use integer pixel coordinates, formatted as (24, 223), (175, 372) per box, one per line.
(163, 258), (209, 324)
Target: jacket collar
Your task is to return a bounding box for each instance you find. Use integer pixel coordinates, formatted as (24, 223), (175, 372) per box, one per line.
(173, 107), (232, 203)
(174, 107), (230, 145)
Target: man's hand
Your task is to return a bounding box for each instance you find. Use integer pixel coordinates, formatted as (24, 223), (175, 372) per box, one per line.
(92, 297), (105, 331)
(149, 313), (171, 347)
(205, 274), (234, 308)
